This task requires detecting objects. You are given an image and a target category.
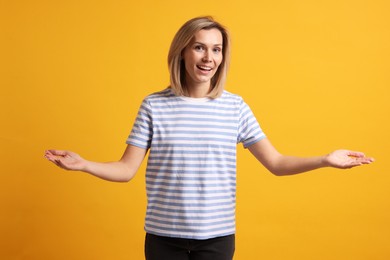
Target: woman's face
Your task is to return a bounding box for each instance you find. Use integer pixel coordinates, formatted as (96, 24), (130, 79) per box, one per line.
(182, 28), (223, 91)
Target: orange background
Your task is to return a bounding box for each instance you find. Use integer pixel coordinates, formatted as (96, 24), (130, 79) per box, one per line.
(1, 0), (389, 259)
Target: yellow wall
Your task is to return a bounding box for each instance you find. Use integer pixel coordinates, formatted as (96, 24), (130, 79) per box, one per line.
(1, 0), (389, 259)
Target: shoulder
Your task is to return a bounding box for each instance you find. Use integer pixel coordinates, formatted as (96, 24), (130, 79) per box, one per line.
(141, 87), (176, 105)
(221, 90), (242, 99)
(220, 90), (257, 116)
(218, 90), (245, 106)
(145, 87), (174, 100)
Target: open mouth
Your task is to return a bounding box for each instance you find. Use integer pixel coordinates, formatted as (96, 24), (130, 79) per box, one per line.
(197, 65), (213, 71)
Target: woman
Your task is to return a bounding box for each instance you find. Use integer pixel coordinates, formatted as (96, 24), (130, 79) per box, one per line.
(45, 16), (374, 260)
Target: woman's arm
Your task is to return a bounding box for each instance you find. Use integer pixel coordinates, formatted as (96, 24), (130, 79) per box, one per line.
(44, 144), (148, 182)
(248, 138), (374, 176)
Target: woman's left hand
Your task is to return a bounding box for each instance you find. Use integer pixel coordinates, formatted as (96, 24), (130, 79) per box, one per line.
(324, 150), (374, 169)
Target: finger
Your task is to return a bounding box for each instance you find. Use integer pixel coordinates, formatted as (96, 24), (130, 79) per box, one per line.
(358, 157), (375, 164)
(46, 156), (63, 168)
(46, 149), (68, 156)
(45, 150), (55, 157)
(54, 158), (69, 170)
(346, 157), (375, 167)
(347, 151), (366, 158)
(45, 155), (55, 162)
(45, 152), (62, 162)
(53, 160), (64, 168)
(344, 162), (363, 168)
(45, 152), (58, 161)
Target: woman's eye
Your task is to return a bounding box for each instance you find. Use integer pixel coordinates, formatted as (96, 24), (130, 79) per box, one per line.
(194, 45), (204, 51)
(213, 48), (222, 53)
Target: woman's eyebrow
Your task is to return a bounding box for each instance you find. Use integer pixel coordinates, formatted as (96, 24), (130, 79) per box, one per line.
(193, 41), (223, 47)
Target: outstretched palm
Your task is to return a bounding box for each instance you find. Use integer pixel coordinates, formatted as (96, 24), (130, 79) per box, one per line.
(326, 150), (373, 169)
(45, 150), (86, 171)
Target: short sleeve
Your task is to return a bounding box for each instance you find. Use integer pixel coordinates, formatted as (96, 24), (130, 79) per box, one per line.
(126, 98), (153, 149)
(237, 99), (266, 148)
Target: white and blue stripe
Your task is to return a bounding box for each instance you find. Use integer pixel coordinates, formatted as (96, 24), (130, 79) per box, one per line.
(127, 88), (265, 239)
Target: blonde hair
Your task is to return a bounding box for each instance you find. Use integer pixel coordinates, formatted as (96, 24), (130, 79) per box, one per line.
(168, 16), (231, 99)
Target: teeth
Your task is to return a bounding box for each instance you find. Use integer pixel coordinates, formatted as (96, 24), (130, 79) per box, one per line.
(198, 65), (212, 71)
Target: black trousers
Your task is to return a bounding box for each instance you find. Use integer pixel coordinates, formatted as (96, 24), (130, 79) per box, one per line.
(145, 233), (235, 260)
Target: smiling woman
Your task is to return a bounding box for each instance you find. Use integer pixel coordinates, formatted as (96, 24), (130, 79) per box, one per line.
(182, 28), (224, 97)
(167, 16), (231, 99)
(44, 16), (374, 260)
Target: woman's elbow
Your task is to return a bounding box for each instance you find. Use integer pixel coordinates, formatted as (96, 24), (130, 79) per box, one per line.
(266, 163), (288, 176)
(117, 166), (137, 182)
(269, 168), (285, 176)
(121, 171), (136, 182)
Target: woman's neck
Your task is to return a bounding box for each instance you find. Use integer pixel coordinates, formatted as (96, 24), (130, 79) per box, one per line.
(186, 83), (211, 98)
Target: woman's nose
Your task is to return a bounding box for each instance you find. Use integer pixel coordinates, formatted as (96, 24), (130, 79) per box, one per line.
(202, 51), (212, 62)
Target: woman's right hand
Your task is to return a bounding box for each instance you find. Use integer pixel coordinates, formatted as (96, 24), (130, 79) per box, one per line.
(45, 150), (87, 171)
(44, 145), (147, 182)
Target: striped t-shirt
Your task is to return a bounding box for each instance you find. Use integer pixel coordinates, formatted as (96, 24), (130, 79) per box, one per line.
(126, 88), (265, 239)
